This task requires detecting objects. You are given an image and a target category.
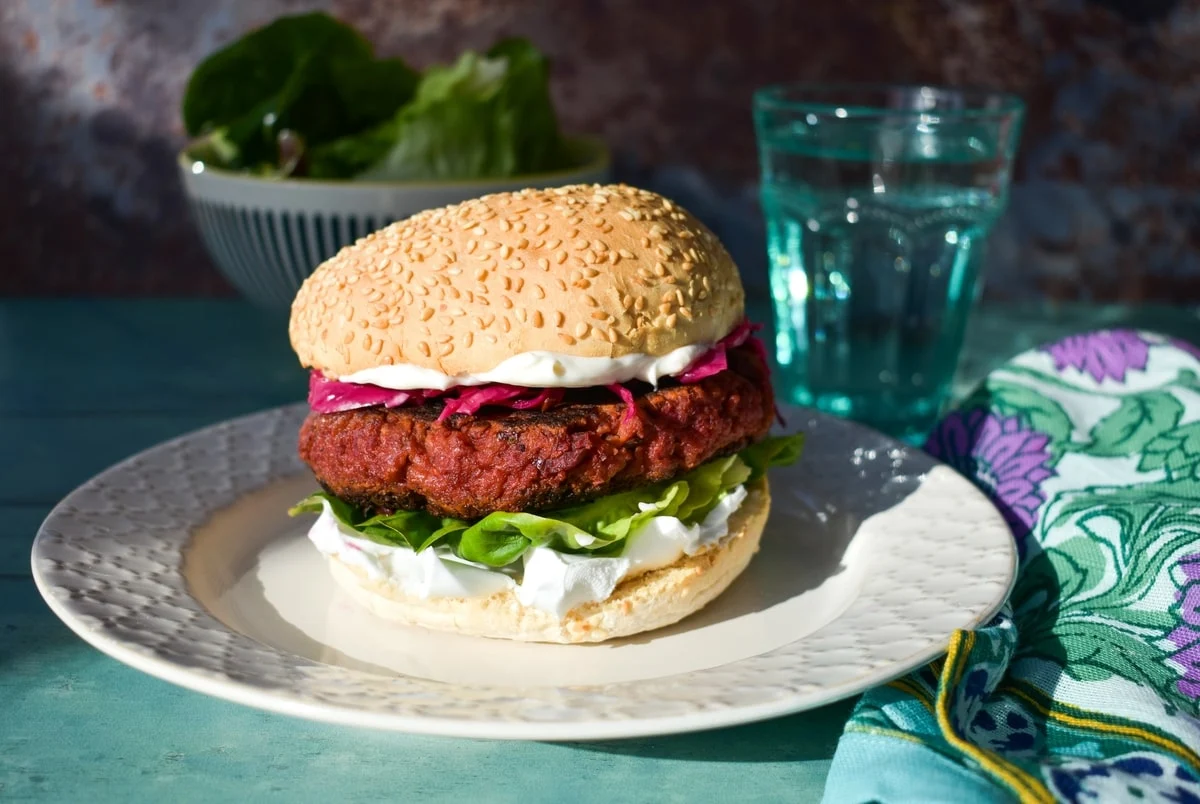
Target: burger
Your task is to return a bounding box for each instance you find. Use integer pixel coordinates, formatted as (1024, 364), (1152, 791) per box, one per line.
(286, 183), (803, 643)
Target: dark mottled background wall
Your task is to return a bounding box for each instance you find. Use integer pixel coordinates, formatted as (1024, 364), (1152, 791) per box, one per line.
(1, 0), (1197, 301)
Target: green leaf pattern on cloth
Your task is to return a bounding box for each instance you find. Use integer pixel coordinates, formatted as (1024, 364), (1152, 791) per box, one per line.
(825, 330), (1200, 804)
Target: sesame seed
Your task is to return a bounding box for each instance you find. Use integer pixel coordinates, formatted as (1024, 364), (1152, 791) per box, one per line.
(618, 248), (635, 260)
(665, 313), (678, 328)
(439, 343), (454, 357)
(516, 309), (528, 323)
(547, 239), (562, 249)
(500, 317), (511, 332)
(532, 310), (544, 327)
(575, 322), (590, 338)
(500, 220), (511, 232)
(472, 227), (486, 237)
(537, 258), (550, 271)
(605, 328), (619, 343)
(557, 333), (577, 346)
(583, 295), (598, 307)
(475, 282), (488, 294)
(654, 263), (668, 277)
(463, 332), (474, 347)
(554, 311), (565, 327)
(500, 245), (512, 259)
(590, 311), (609, 320)
(475, 268), (489, 281)
(342, 332), (354, 345)
(573, 239), (588, 250)
(439, 315), (453, 326)
(679, 307), (693, 320)
(485, 334), (498, 344)
(421, 308), (435, 321)
(500, 296), (513, 309)
(437, 335), (453, 344)
(502, 276), (512, 290)
(554, 251), (568, 265)
(583, 267), (600, 278)
(517, 238), (529, 249)
(466, 240), (478, 254)
(634, 296), (647, 311)
(418, 342), (431, 357)
(484, 240), (501, 250)
(535, 223), (550, 235)
(660, 302), (673, 314)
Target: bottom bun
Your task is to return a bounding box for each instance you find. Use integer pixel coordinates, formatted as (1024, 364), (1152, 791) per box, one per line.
(326, 477), (771, 644)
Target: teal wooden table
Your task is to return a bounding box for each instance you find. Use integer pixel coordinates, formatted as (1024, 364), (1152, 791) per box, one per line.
(3, 299), (1199, 803)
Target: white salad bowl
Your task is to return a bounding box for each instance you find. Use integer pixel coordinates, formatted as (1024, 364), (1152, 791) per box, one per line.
(178, 138), (611, 308)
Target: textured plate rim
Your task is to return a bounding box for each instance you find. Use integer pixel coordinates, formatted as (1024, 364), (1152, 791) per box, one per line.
(31, 403), (1017, 741)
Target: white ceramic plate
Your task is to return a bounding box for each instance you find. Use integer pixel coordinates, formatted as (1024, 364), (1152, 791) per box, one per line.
(32, 403), (1016, 740)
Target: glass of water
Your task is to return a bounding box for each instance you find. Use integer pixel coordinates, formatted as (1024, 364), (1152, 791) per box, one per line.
(753, 83), (1024, 441)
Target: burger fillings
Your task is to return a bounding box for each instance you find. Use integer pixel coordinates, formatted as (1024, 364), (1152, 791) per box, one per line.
(286, 183), (803, 643)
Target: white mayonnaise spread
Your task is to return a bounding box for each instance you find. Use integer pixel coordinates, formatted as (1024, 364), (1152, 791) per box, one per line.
(307, 485), (748, 618)
(338, 342), (712, 391)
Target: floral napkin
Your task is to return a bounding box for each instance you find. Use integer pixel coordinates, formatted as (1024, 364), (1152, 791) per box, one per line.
(821, 330), (1200, 803)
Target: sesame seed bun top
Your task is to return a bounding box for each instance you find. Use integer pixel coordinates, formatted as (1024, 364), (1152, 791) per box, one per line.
(288, 183), (746, 378)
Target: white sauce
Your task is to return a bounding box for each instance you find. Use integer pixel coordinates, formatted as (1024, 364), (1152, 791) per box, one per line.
(338, 343), (712, 391)
(306, 486), (747, 618)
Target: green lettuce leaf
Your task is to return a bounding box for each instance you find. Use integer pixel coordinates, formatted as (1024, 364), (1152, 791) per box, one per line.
(289, 434), (804, 567)
(308, 37), (568, 181)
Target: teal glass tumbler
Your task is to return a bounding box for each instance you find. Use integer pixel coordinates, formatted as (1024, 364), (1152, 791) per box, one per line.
(753, 83), (1024, 441)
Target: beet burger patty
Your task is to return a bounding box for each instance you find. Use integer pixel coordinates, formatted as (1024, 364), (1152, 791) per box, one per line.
(299, 345), (775, 520)
(285, 183), (804, 644)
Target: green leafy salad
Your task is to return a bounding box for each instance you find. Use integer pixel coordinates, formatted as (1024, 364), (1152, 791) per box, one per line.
(181, 12), (577, 180)
(289, 434), (804, 569)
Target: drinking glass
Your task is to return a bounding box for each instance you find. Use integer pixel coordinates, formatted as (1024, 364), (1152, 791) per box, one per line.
(752, 83), (1024, 441)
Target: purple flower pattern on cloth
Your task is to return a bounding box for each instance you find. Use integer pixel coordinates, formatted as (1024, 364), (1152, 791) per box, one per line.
(825, 328), (1200, 803)
(1043, 330), (1150, 383)
(925, 410), (1055, 552)
(1167, 553), (1200, 701)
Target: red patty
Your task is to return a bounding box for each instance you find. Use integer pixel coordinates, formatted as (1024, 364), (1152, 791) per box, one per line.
(298, 346), (775, 519)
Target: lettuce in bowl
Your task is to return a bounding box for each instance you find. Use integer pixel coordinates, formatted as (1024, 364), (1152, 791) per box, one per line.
(182, 12), (574, 181)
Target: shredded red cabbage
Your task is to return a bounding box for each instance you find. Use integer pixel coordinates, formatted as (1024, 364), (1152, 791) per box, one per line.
(510, 388), (565, 410)
(307, 320), (771, 421)
(436, 384), (564, 422)
(308, 372), (435, 414)
(678, 320), (763, 385)
(606, 383), (638, 425)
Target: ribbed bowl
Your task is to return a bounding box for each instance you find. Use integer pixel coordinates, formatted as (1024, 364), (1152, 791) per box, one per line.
(178, 140), (611, 308)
